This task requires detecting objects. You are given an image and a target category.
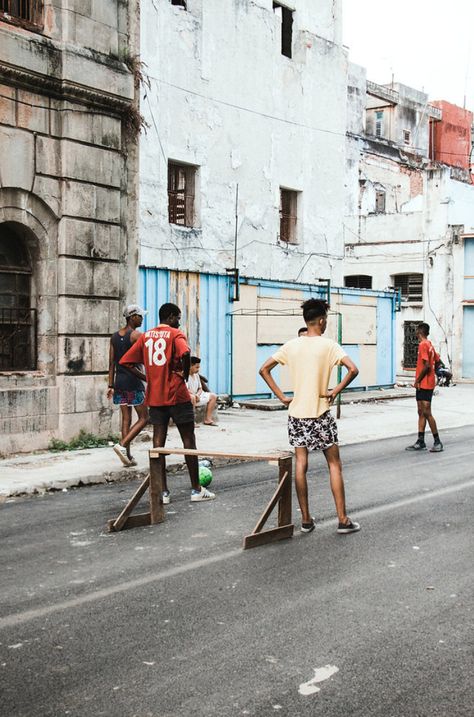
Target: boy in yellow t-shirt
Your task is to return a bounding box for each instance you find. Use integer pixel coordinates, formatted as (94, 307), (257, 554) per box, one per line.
(259, 298), (361, 535)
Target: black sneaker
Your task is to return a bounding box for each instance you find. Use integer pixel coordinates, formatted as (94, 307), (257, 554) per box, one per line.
(301, 519), (315, 533)
(430, 442), (444, 453)
(405, 440), (427, 451)
(337, 519), (360, 534)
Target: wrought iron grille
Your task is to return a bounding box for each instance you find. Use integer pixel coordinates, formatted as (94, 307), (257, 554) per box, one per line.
(0, 307), (36, 371)
(0, 0), (43, 25)
(403, 321), (419, 369)
(344, 275), (373, 289)
(168, 163), (195, 227)
(279, 189), (297, 243)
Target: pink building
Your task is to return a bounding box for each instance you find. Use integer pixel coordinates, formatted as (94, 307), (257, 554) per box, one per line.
(430, 100), (473, 178)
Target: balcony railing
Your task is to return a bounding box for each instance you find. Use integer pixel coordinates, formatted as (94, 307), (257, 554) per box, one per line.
(0, 1), (43, 29)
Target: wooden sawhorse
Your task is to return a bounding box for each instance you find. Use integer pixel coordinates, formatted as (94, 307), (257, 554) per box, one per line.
(108, 448), (294, 550)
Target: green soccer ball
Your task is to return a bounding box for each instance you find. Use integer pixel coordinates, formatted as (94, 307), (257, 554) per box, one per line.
(199, 466), (213, 487)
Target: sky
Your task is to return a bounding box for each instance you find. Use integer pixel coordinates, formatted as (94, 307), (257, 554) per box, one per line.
(342, 0), (474, 110)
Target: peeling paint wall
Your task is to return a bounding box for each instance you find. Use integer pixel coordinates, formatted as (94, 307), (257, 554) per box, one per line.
(140, 0), (347, 287)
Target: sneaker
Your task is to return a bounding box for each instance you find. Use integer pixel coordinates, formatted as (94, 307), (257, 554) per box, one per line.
(301, 519), (315, 533)
(405, 441), (427, 451)
(113, 443), (132, 466)
(191, 487), (216, 502)
(337, 519), (360, 534)
(430, 442), (444, 453)
(162, 490), (171, 505)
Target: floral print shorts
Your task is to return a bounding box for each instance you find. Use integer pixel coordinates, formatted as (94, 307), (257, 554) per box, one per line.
(288, 411), (338, 451)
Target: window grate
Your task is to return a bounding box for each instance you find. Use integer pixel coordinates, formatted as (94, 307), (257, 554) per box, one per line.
(279, 189), (298, 244)
(344, 275), (372, 289)
(393, 273), (423, 303)
(0, 307), (37, 371)
(403, 321), (419, 369)
(168, 162), (196, 227)
(0, 0), (43, 26)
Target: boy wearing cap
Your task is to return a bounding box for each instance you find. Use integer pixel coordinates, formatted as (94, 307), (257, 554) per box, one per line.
(108, 305), (149, 466)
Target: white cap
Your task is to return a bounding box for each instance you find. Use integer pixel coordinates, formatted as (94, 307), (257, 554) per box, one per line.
(123, 304), (147, 318)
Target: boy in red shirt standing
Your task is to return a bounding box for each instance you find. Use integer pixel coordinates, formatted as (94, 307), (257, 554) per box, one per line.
(406, 322), (443, 453)
(117, 302), (216, 503)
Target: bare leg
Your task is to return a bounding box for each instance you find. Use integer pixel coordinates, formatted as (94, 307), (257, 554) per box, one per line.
(204, 394), (217, 424)
(153, 423), (169, 493)
(121, 404), (149, 451)
(176, 421), (200, 492)
(420, 400), (438, 437)
(294, 447), (311, 523)
(323, 444), (348, 524)
(417, 401), (427, 435)
(120, 406), (132, 446)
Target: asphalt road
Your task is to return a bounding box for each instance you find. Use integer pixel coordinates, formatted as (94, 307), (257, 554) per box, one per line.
(1, 427), (473, 717)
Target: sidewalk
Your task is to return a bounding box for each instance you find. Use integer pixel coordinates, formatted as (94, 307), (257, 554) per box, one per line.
(1, 384), (473, 498)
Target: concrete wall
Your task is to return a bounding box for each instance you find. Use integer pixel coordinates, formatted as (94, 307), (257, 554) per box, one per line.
(0, 0), (139, 453)
(140, 0), (348, 287)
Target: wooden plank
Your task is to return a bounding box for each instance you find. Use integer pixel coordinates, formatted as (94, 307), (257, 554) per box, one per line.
(278, 456), (293, 528)
(110, 474), (150, 532)
(149, 457), (165, 524)
(242, 524), (294, 550)
(149, 448), (291, 462)
(251, 472), (288, 534)
(108, 513), (151, 532)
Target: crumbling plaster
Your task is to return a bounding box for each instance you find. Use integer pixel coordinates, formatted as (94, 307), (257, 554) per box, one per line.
(140, 0), (347, 285)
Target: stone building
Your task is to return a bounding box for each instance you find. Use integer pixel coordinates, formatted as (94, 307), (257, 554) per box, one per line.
(344, 64), (474, 381)
(0, 0), (140, 453)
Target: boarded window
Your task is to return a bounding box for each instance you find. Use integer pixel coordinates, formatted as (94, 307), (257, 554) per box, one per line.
(403, 321), (419, 369)
(393, 273), (423, 303)
(168, 162), (196, 227)
(279, 188), (298, 244)
(375, 111), (384, 138)
(0, 223), (36, 371)
(375, 190), (386, 213)
(344, 275), (373, 289)
(0, 0), (43, 27)
(403, 129), (411, 145)
(273, 2), (293, 59)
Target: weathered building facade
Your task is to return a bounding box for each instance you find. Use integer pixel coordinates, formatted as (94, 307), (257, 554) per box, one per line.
(140, 0), (347, 286)
(137, 1), (397, 397)
(344, 65), (474, 381)
(0, 0), (139, 453)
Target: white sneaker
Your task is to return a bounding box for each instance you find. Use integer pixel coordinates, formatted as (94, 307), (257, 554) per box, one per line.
(191, 487), (216, 502)
(113, 443), (132, 467)
(162, 490), (171, 505)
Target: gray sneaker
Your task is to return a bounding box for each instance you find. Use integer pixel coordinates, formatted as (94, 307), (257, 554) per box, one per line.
(430, 442), (444, 453)
(405, 441), (427, 451)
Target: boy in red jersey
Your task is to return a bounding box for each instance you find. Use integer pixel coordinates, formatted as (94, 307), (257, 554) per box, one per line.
(406, 322), (443, 453)
(116, 302), (216, 503)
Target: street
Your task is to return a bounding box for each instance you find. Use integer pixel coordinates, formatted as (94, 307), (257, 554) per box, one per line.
(1, 427), (473, 717)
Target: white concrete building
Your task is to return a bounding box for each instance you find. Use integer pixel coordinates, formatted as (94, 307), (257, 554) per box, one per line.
(140, 0), (347, 286)
(344, 64), (474, 381)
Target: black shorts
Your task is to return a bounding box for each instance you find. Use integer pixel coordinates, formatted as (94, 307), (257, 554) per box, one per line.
(416, 388), (434, 402)
(149, 401), (195, 426)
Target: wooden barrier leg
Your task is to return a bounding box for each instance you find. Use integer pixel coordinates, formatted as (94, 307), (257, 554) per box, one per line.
(278, 456), (292, 527)
(108, 473), (150, 532)
(149, 455), (165, 524)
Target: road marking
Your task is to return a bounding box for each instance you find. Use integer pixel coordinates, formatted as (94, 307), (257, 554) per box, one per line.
(1, 478), (473, 631)
(299, 665), (339, 695)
